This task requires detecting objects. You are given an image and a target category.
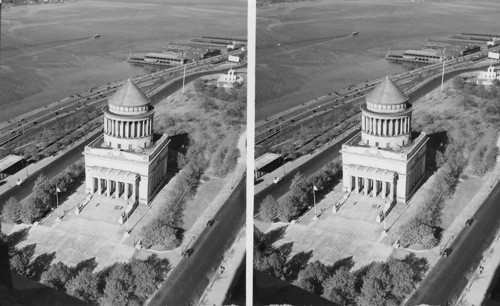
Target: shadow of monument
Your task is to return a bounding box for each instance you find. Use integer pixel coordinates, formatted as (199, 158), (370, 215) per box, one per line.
(425, 131), (449, 170)
(166, 132), (190, 172)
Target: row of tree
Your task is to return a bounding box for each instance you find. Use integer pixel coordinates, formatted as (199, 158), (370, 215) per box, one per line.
(141, 145), (208, 249)
(259, 158), (342, 222)
(2, 160), (85, 224)
(254, 227), (429, 305)
(2, 229), (170, 305)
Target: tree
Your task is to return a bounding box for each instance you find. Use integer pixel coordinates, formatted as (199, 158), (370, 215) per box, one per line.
(41, 262), (74, 291)
(19, 199), (42, 224)
(357, 263), (393, 306)
(2, 197), (21, 223)
(140, 219), (180, 249)
(10, 252), (31, 276)
(295, 260), (329, 296)
(259, 195), (279, 222)
(323, 266), (356, 305)
(102, 264), (135, 305)
(130, 258), (159, 300)
(65, 268), (101, 303)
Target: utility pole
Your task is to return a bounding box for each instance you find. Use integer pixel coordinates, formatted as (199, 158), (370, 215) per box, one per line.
(441, 60), (445, 92)
(312, 183), (318, 220)
(182, 64), (187, 96)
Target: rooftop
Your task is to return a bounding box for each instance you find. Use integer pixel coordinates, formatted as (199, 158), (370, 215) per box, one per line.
(255, 153), (281, 170)
(345, 132), (426, 155)
(108, 79), (149, 108)
(366, 77), (408, 106)
(0, 155), (24, 172)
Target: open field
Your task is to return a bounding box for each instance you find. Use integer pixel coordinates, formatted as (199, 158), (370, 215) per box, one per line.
(256, 0), (500, 120)
(0, 0), (246, 122)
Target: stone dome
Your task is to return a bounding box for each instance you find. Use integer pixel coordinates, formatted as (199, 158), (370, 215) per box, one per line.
(366, 77), (409, 113)
(108, 79), (149, 108)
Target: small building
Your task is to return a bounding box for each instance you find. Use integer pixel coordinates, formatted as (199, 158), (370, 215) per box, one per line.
(0, 155), (24, 180)
(143, 52), (187, 66)
(255, 153), (282, 179)
(217, 69), (244, 88)
(341, 77), (428, 205)
(228, 55), (242, 63)
(476, 66), (500, 86)
(488, 52), (500, 60)
(201, 48), (221, 59)
(84, 79), (169, 206)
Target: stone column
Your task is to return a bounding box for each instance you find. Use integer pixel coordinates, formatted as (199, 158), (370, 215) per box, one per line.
(97, 178), (102, 195)
(390, 181), (394, 200)
(382, 181), (387, 199)
(372, 180), (377, 197)
(355, 176), (359, 194)
(389, 119), (393, 136)
(106, 179), (111, 197)
(403, 117), (407, 133)
(362, 116), (365, 132)
(124, 182), (129, 200)
(143, 120), (146, 136)
(364, 178), (369, 195)
(132, 182), (136, 203)
(383, 119), (388, 136)
(348, 175), (353, 191)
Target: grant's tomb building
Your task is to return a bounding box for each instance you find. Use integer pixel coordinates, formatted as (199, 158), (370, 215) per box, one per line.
(340, 77), (427, 204)
(84, 79), (169, 206)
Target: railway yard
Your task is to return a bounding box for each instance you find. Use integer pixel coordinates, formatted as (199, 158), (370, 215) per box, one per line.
(255, 44), (500, 155)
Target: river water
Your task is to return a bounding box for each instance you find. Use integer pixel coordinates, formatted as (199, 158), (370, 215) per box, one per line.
(0, 0), (246, 122)
(256, 0), (500, 121)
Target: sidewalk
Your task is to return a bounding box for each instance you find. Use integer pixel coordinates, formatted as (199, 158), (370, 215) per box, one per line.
(460, 232), (500, 305)
(199, 228), (246, 306)
(0, 127), (101, 199)
(254, 124), (360, 197)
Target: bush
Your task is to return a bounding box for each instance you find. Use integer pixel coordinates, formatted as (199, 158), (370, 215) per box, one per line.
(2, 197), (21, 223)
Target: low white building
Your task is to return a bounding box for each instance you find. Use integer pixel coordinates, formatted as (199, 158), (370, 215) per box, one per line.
(217, 69), (243, 88)
(476, 66), (500, 86)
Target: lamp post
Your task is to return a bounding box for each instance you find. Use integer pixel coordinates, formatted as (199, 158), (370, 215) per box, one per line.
(56, 186), (61, 221)
(312, 183), (318, 220)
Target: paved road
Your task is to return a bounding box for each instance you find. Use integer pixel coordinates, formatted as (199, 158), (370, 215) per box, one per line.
(0, 133), (100, 212)
(254, 128), (359, 213)
(406, 181), (500, 306)
(149, 177), (246, 306)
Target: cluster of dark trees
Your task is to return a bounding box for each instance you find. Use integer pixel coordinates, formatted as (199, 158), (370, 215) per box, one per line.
(1, 228), (170, 305)
(259, 158), (342, 222)
(254, 227), (429, 306)
(453, 76), (500, 100)
(398, 76), (500, 248)
(141, 145), (207, 249)
(2, 160), (85, 224)
(211, 145), (240, 177)
(193, 78), (246, 126)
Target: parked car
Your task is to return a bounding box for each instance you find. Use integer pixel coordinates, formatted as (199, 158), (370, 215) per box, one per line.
(466, 219), (473, 226)
(207, 219), (215, 227)
(183, 248), (194, 258)
(442, 248), (452, 257)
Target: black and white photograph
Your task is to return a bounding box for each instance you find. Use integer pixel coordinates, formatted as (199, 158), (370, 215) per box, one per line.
(0, 0), (247, 305)
(254, 1), (500, 305)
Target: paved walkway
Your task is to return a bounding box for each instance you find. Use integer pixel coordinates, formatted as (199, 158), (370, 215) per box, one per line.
(200, 228), (246, 306)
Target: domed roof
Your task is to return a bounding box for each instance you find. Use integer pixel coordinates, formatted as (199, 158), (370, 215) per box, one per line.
(108, 79), (149, 108)
(366, 77), (408, 105)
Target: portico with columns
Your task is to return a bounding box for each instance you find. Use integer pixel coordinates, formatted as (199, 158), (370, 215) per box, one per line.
(84, 79), (169, 206)
(341, 77), (427, 204)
